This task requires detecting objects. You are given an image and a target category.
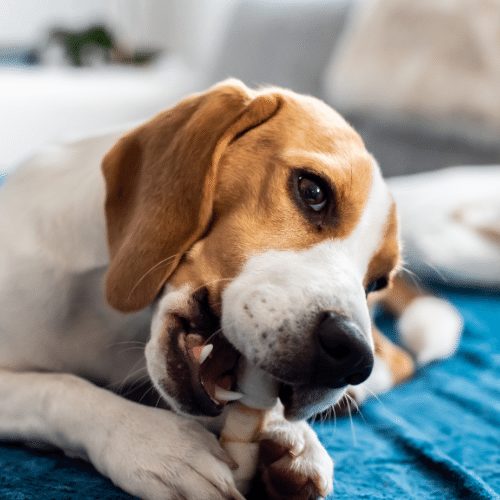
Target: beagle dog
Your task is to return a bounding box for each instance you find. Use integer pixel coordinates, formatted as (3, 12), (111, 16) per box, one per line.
(0, 80), (460, 499)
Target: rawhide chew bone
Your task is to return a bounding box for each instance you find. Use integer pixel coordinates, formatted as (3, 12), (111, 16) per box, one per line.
(220, 359), (279, 494)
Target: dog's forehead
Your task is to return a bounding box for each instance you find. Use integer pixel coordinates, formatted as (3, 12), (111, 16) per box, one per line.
(276, 91), (363, 146)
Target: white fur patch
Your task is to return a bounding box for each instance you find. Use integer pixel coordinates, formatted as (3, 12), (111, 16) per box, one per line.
(398, 296), (463, 365)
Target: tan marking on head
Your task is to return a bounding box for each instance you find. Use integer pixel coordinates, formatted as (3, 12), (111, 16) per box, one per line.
(103, 80), (379, 312)
(365, 201), (400, 287)
(170, 92), (376, 306)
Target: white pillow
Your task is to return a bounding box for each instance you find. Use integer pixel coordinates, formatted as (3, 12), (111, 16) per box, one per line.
(388, 166), (500, 289)
(323, 0), (500, 144)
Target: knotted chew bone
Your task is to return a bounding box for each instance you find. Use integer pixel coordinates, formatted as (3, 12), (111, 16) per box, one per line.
(220, 359), (279, 494)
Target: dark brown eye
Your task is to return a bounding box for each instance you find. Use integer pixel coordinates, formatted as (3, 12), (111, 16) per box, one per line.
(365, 276), (389, 295)
(297, 175), (327, 212)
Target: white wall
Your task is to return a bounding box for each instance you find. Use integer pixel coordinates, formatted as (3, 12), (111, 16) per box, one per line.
(0, 0), (234, 66)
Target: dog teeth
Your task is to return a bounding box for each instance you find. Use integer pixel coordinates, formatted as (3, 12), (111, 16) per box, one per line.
(198, 344), (213, 364)
(214, 385), (243, 402)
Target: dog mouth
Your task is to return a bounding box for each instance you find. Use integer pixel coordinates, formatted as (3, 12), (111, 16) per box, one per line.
(178, 330), (241, 416)
(167, 287), (332, 419)
(173, 323), (335, 420)
(178, 329), (303, 418)
(177, 326), (323, 420)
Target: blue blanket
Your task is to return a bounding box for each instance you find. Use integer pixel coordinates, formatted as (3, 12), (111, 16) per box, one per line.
(318, 289), (500, 499)
(1, 288), (498, 499)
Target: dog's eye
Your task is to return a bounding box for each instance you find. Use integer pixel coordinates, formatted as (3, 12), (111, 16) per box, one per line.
(297, 175), (327, 212)
(365, 276), (389, 295)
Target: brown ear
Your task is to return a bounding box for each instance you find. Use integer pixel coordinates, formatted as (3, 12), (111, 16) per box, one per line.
(102, 80), (281, 312)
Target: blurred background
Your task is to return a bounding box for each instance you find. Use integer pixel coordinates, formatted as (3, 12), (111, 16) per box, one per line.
(0, 0), (499, 285)
(2, 0), (500, 174)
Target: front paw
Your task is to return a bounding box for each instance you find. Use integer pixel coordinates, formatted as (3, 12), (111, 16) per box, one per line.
(257, 419), (333, 500)
(93, 403), (242, 500)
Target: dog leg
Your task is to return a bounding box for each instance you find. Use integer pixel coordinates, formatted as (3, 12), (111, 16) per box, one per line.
(0, 369), (242, 500)
(380, 275), (463, 365)
(257, 404), (333, 500)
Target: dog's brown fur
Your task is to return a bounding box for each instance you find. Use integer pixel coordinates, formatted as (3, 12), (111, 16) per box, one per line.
(103, 81), (386, 319)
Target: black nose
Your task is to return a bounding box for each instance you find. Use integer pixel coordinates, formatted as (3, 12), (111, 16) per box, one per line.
(314, 312), (374, 388)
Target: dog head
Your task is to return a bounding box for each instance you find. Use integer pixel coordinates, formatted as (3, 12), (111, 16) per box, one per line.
(102, 80), (400, 420)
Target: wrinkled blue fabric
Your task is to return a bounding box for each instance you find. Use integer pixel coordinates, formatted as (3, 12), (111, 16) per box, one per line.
(317, 289), (500, 499)
(0, 168), (498, 499)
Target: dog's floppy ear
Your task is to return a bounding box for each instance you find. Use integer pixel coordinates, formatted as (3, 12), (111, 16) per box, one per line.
(102, 80), (281, 312)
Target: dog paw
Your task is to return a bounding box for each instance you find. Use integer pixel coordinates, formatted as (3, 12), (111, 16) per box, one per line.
(258, 419), (333, 499)
(398, 296), (462, 365)
(93, 403), (242, 500)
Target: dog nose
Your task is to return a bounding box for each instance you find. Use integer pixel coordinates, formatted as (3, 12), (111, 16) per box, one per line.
(314, 312), (374, 388)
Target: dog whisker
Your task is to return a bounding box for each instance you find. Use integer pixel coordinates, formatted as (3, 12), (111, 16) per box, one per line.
(310, 412), (317, 425)
(191, 277), (233, 294)
(114, 371), (148, 395)
(119, 375), (152, 398)
(111, 340), (147, 348)
(346, 393), (367, 425)
(398, 265), (425, 292)
(338, 392), (358, 446)
(105, 339), (147, 352)
(332, 404), (337, 434)
(138, 384), (156, 405)
(111, 361), (148, 393)
(418, 258), (449, 283)
(364, 386), (390, 414)
(202, 328), (224, 347)
(117, 346), (147, 356)
(155, 392), (163, 409)
(127, 253), (182, 300)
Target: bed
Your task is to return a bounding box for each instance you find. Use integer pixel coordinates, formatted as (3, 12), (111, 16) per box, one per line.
(0, 286), (498, 499)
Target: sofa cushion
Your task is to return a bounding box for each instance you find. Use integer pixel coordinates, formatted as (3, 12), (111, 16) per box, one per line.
(209, 0), (350, 96)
